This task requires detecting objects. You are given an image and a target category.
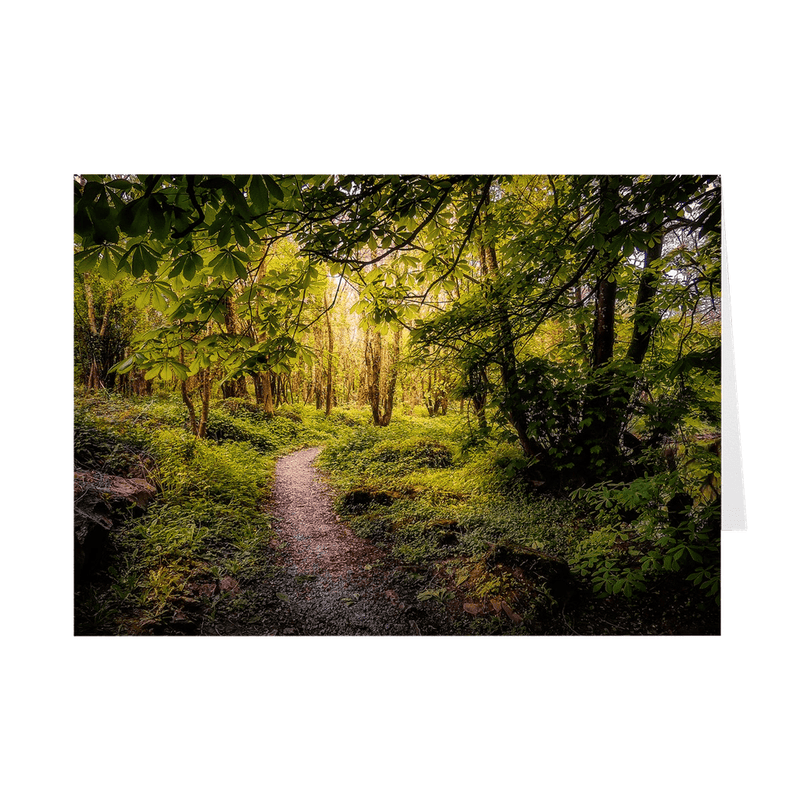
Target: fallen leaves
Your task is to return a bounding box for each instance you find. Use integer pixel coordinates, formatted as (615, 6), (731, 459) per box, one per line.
(462, 598), (523, 624)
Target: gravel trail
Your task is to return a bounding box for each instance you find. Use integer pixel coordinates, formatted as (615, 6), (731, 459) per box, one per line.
(249, 446), (451, 636)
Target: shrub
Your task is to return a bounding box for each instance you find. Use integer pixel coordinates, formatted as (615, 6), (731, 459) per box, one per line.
(204, 407), (300, 452)
(569, 464), (721, 604)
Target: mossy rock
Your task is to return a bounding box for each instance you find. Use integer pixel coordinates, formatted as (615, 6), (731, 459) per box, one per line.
(341, 487), (407, 511)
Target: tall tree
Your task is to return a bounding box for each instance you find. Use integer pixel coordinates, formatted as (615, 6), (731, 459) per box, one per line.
(75, 174), (720, 472)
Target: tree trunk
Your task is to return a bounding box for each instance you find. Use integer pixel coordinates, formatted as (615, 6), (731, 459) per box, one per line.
(179, 349), (198, 435)
(312, 318), (324, 410)
(197, 369), (211, 438)
(364, 327), (399, 426)
(365, 330), (382, 425)
(382, 328), (400, 425)
(572, 181), (632, 481)
(480, 235), (544, 461)
(262, 371), (275, 418)
(626, 235), (663, 366)
(591, 276), (617, 369)
(324, 290), (334, 416)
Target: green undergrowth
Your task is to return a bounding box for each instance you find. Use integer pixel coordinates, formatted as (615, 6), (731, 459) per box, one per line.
(318, 417), (583, 564)
(74, 391), (365, 634)
(318, 413), (721, 632)
(74, 391), (720, 634)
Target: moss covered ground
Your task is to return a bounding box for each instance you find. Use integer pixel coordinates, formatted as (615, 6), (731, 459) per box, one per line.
(74, 393), (719, 635)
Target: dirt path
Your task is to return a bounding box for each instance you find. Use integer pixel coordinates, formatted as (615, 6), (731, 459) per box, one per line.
(224, 446), (453, 636)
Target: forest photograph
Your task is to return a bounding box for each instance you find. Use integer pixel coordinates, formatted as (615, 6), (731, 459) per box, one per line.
(73, 174), (722, 636)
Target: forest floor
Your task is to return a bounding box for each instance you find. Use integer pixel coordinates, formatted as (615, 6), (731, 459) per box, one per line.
(74, 395), (720, 636)
(214, 446), (455, 635)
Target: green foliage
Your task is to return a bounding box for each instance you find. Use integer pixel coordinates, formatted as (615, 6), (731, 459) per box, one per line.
(320, 415), (582, 565)
(148, 428), (266, 506)
(417, 587), (455, 604)
(204, 405), (300, 452)
(74, 393), (306, 634)
(569, 445), (721, 605)
(74, 405), (150, 475)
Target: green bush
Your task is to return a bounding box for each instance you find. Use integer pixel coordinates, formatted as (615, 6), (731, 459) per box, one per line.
(204, 407), (300, 452)
(569, 463), (721, 604)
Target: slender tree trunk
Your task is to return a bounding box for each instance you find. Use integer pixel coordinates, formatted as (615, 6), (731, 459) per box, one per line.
(380, 327), (401, 425)
(179, 348), (198, 435)
(262, 371), (275, 418)
(312, 318), (324, 410)
(324, 290), (334, 416)
(364, 328), (399, 426)
(83, 275), (98, 335)
(591, 275), (617, 369)
(197, 369), (211, 438)
(626, 235), (663, 366)
(618, 229), (665, 455)
(365, 330), (382, 425)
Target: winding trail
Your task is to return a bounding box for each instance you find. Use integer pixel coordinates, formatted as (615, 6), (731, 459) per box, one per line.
(265, 446), (438, 635)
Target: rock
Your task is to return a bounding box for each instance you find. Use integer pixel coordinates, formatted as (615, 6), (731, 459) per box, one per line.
(74, 471), (157, 511)
(486, 541), (575, 604)
(74, 470), (157, 581)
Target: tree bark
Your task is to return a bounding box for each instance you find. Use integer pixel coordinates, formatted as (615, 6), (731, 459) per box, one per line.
(324, 290), (334, 416)
(262, 371), (275, 418)
(198, 369), (211, 438)
(591, 275), (617, 369)
(312, 319), (324, 410)
(626, 235), (663, 366)
(365, 330), (382, 425)
(82, 275), (104, 390)
(365, 327), (399, 426)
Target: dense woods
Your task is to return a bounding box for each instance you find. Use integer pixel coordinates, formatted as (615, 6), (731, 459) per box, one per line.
(74, 174), (721, 635)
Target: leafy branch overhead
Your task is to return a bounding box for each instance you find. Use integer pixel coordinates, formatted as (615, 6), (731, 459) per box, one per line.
(75, 173), (720, 489)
